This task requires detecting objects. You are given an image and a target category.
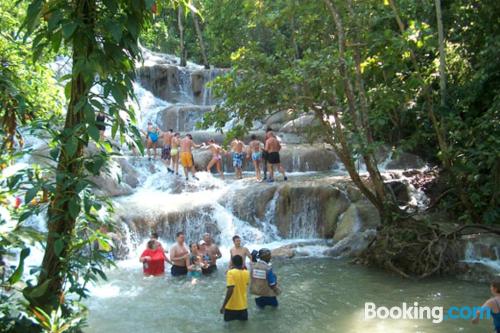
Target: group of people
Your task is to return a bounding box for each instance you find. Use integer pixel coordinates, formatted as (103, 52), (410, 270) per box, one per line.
(138, 232), (281, 322)
(144, 122), (287, 182)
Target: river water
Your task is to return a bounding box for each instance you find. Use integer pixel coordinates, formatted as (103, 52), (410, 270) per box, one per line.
(85, 257), (491, 333)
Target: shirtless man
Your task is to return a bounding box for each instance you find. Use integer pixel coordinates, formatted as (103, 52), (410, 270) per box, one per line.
(231, 137), (245, 179)
(247, 134), (263, 181)
(171, 133), (181, 175)
(205, 139), (226, 179)
(229, 235), (252, 269)
(201, 233), (222, 275)
(160, 129), (174, 174)
(262, 128), (273, 180)
(180, 134), (203, 181)
(169, 231), (189, 276)
(265, 132), (287, 182)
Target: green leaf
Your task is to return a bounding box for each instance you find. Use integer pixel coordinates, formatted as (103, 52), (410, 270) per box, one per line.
(25, 187), (38, 204)
(25, 279), (51, 299)
(68, 197), (80, 219)
(108, 22), (123, 43)
(7, 248), (30, 284)
(88, 125), (100, 142)
(54, 238), (64, 257)
(62, 22), (78, 39)
(65, 136), (78, 157)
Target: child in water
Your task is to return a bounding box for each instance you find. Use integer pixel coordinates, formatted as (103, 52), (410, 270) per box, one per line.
(472, 278), (500, 332)
(187, 255), (207, 285)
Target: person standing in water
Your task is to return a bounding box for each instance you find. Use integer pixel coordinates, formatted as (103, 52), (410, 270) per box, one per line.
(140, 240), (167, 277)
(160, 129), (174, 173)
(180, 134), (203, 181)
(144, 121), (160, 160)
(247, 134), (263, 181)
(265, 132), (287, 182)
(229, 235), (252, 269)
(171, 132), (181, 175)
(231, 137), (245, 179)
(220, 255), (250, 322)
(169, 232), (190, 276)
(205, 139), (226, 179)
(250, 248), (281, 309)
(472, 278), (500, 332)
(201, 233), (222, 275)
(187, 243), (207, 284)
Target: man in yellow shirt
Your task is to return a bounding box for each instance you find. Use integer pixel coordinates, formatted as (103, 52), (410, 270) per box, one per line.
(220, 255), (250, 321)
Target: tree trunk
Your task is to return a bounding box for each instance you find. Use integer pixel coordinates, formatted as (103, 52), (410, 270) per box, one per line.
(30, 0), (95, 312)
(190, 1), (209, 69)
(178, 5), (187, 67)
(434, 0), (447, 107)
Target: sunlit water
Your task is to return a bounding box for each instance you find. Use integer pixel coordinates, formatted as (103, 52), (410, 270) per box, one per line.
(85, 258), (491, 333)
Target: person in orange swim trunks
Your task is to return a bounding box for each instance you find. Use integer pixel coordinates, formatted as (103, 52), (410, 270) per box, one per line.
(179, 134), (204, 181)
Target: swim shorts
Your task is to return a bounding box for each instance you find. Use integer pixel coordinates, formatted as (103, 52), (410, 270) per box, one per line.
(161, 145), (171, 160)
(255, 296), (279, 308)
(171, 265), (188, 276)
(268, 152), (280, 164)
(252, 151), (262, 161)
(232, 152), (244, 168)
(223, 309), (248, 322)
(180, 152), (193, 168)
(202, 265), (217, 275)
(171, 148), (178, 156)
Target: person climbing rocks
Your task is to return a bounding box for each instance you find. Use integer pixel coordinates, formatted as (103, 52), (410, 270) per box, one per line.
(169, 231), (189, 276)
(231, 137), (245, 179)
(160, 128), (175, 173)
(205, 139), (226, 179)
(220, 255), (250, 322)
(472, 278), (500, 332)
(264, 132), (287, 183)
(144, 121), (160, 160)
(250, 248), (281, 309)
(171, 132), (181, 175)
(140, 239), (167, 277)
(229, 235), (252, 269)
(179, 134), (203, 181)
(247, 134), (263, 181)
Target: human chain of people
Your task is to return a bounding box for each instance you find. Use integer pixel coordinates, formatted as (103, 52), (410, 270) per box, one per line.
(138, 232), (280, 322)
(141, 122), (287, 182)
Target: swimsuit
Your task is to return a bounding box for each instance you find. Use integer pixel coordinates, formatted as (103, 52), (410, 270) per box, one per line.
(212, 154), (222, 161)
(171, 147), (179, 156)
(161, 144), (171, 160)
(148, 131), (159, 143)
(252, 151), (262, 161)
(180, 152), (193, 168)
(232, 152), (244, 168)
(268, 152), (280, 164)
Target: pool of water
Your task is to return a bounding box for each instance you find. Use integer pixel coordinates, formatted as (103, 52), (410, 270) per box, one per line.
(85, 258), (491, 333)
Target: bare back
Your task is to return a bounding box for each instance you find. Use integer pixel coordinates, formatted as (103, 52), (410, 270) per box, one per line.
(180, 137), (192, 153)
(266, 137), (281, 153)
(249, 140), (261, 153)
(163, 132), (173, 145)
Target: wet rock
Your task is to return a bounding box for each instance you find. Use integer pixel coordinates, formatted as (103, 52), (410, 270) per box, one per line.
(155, 105), (213, 132)
(325, 229), (377, 258)
(280, 114), (319, 133)
(191, 70), (205, 96)
(333, 200), (380, 241)
(456, 262), (500, 283)
(116, 157), (140, 188)
(137, 64), (184, 103)
(90, 173), (133, 197)
(386, 152), (426, 170)
(386, 180), (410, 205)
(225, 185), (278, 226)
(271, 246), (295, 259)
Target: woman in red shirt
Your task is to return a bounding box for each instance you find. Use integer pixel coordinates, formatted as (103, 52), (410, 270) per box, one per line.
(140, 240), (166, 276)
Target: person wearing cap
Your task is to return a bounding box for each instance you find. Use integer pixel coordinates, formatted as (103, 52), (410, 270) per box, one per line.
(250, 248), (281, 308)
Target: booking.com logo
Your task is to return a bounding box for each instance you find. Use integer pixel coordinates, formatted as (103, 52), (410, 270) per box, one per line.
(364, 302), (491, 324)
